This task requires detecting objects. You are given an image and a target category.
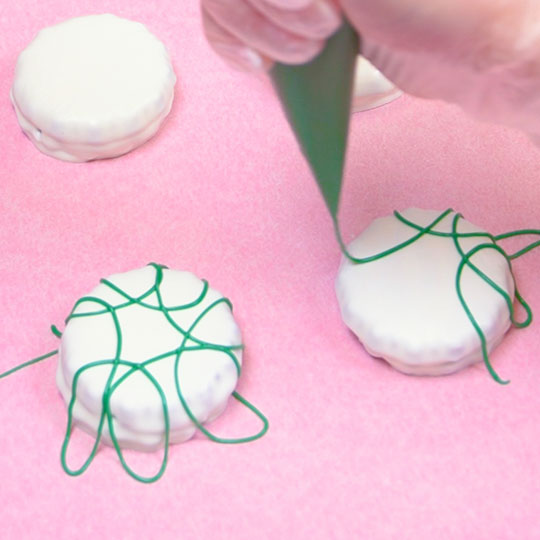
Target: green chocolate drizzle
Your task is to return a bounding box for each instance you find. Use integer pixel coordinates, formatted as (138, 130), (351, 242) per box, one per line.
(2, 211), (539, 485)
(333, 209), (539, 384)
(1, 263), (268, 483)
(0, 350), (58, 379)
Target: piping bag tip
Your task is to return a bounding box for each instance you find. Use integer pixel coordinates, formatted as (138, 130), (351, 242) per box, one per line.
(270, 21), (359, 218)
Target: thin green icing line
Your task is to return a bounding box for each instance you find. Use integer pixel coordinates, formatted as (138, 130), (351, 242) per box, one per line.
(334, 209), (540, 384)
(0, 350), (58, 379)
(1, 263), (269, 483)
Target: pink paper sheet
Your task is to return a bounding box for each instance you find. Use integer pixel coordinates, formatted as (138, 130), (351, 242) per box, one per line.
(1, 1), (540, 538)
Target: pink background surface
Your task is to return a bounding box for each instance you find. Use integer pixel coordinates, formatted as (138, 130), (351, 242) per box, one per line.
(1, 1), (540, 538)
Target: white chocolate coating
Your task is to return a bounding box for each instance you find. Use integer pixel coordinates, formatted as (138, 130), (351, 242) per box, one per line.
(336, 209), (514, 376)
(56, 266), (242, 451)
(353, 56), (401, 112)
(11, 14), (176, 162)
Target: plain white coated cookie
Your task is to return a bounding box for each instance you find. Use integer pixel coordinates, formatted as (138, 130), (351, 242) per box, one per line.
(56, 265), (242, 451)
(11, 14), (176, 162)
(336, 209), (514, 376)
(352, 56), (401, 112)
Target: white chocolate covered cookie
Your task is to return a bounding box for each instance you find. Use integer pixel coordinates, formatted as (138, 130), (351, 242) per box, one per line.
(56, 264), (243, 452)
(11, 14), (176, 162)
(336, 209), (515, 376)
(352, 56), (401, 112)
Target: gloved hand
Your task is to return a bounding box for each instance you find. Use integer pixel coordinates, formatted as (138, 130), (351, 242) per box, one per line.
(201, 0), (341, 70)
(201, 0), (540, 142)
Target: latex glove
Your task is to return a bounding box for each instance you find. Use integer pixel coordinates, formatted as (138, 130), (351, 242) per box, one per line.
(202, 0), (540, 142)
(201, 0), (342, 70)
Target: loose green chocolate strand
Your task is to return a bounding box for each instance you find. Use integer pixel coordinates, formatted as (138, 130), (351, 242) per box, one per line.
(335, 209), (540, 384)
(1, 263), (268, 483)
(0, 350), (58, 379)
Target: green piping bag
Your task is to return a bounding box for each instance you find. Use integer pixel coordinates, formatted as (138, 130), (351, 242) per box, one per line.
(270, 21), (359, 217)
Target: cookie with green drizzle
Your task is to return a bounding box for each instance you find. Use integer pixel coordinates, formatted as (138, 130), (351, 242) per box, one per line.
(53, 263), (267, 482)
(336, 208), (534, 382)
